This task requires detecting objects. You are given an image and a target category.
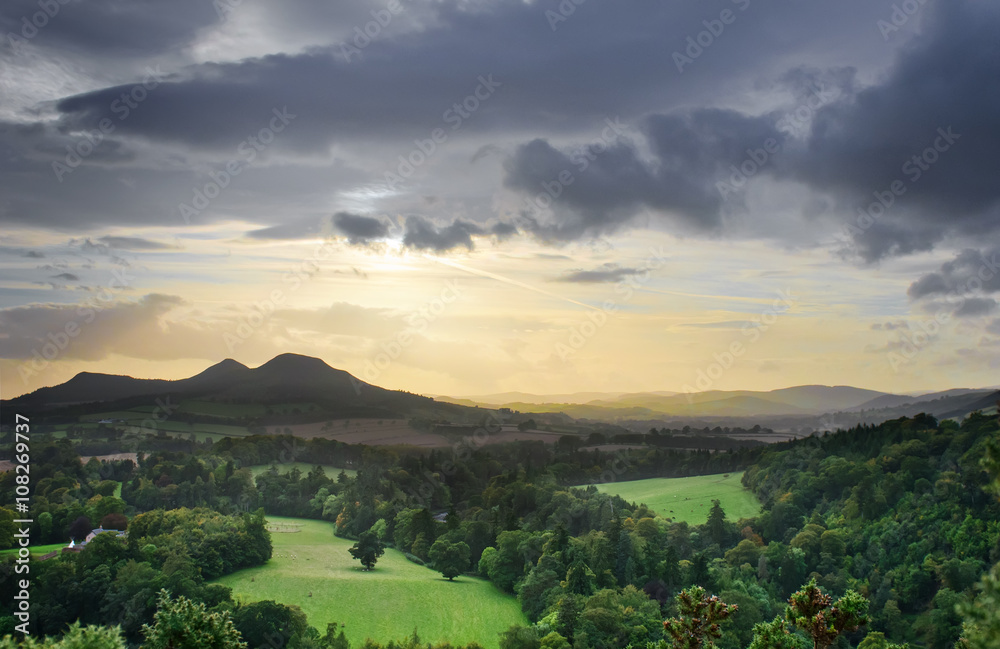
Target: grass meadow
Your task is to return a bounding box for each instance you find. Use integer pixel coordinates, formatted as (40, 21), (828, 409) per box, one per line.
(591, 472), (761, 525)
(215, 517), (526, 648)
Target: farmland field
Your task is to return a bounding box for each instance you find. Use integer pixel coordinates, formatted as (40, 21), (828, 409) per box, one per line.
(591, 472), (760, 525)
(0, 542), (66, 557)
(215, 517), (526, 648)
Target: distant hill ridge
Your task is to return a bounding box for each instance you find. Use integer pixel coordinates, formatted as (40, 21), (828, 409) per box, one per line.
(6, 354), (395, 408)
(6, 355), (996, 426)
(436, 384), (998, 421)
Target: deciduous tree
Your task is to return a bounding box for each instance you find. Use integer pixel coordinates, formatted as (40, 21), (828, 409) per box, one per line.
(349, 530), (386, 570)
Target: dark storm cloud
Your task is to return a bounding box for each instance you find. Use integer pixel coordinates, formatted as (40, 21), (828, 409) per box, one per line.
(333, 212), (390, 244)
(4, 0), (997, 264)
(908, 248), (1000, 299)
(555, 264), (641, 284)
(500, 1), (1000, 258)
(489, 221), (518, 240)
(402, 216), (482, 252)
(46, 0), (892, 154)
(0, 0), (219, 57)
(783, 1), (1000, 261)
(953, 298), (998, 318)
(504, 109), (783, 240)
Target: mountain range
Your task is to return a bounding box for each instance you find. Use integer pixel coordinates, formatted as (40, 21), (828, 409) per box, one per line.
(5, 354), (997, 428)
(435, 385), (1000, 422)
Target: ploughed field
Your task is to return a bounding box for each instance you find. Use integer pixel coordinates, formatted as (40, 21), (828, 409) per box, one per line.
(214, 517), (526, 649)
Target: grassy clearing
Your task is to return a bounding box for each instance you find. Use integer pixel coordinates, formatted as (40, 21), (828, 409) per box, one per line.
(0, 542), (66, 557)
(591, 472), (761, 526)
(215, 517), (525, 648)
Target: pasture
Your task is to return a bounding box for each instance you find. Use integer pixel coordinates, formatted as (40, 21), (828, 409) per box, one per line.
(215, 517), (526, 648)
(591, 472), (761, 525)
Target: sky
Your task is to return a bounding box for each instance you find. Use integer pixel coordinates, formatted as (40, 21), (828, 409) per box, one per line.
(1, 0), (999, 399)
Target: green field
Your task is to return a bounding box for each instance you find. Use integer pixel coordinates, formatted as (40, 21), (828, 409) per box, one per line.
(215, 517), (526, 648)
(248, 463), (357, 479)
(0, 542), (66, 557)
(592, 472), (761, 525)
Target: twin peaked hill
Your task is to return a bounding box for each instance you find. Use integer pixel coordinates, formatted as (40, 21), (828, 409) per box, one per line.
(6, 353), (998, 426)
(6, 354), (455, 420)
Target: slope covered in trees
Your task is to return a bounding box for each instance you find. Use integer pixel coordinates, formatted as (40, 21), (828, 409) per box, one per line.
(1, 411), (997, 648)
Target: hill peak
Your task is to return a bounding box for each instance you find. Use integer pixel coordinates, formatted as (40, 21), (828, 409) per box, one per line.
(255, 353), (338, 374)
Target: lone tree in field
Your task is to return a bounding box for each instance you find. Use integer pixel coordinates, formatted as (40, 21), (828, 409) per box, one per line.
(663, 586), (738, 649)
(429, 539), (471, 580)
(785, 579), (869, 649)
(349, 530), (385, 570)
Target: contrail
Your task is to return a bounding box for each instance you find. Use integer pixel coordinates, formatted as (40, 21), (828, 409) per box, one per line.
(636, 286), (789, 306)
(424, 255), (603, 311)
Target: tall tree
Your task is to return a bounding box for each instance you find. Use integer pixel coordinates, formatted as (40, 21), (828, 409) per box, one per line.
(349, 530), (386, 570)
(707, 500), (727, 546)
(429, 539), (471, 580)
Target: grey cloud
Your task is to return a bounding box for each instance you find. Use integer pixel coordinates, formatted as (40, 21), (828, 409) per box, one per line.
(871, 320), (908, 331)
(402, 216), (482, 252)
(50, 273), (79, 281)
(333, 212), (390, 244)
(503, 108), (784, 241)
(2, 0), (997, 267)
(555, 264), (642, 284)
(0, 293), (188, 361)
(489, 221), (518, 240)
(987, 319), (1000, 336)
(499, 1), (1000, 258)
(908, 248), (1000, 299)
(0, 0), (220, 58)
(97, 236), (178, 250)
(954, 298), (998, 319)
(786, 2), (1000, 261)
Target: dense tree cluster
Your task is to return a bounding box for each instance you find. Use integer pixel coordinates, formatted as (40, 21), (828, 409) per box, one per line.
(0, 410), (998, 649)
